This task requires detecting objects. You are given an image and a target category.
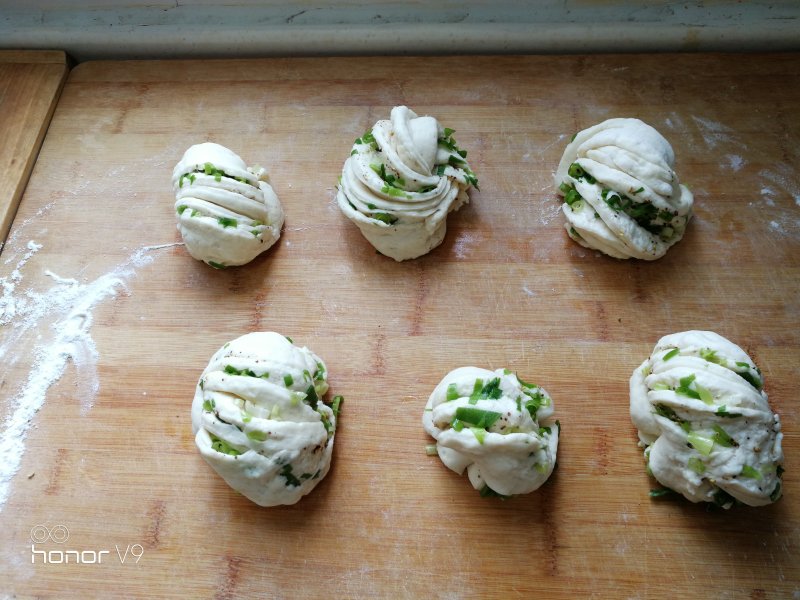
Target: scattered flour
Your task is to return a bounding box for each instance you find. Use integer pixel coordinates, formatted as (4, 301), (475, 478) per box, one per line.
(690, 115), (745, 151)
(0, 241), (179, 510)
(724, 154), (745, 172)
(759, 165), (800, 239)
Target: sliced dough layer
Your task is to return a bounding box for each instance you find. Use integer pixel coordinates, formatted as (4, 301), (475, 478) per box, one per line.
(191, 332), (339, 507)
(423, 367), (559, 497)
(173, 142), (284, 268)
(630, 330), (783, 508)
(338, 106), (478, 261)
(555, 118), (693, 260)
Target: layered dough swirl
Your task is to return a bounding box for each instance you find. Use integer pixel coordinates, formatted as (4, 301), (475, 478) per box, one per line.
(555, 118), (693, 260)
(630, 331), (784, 508)
(423, 367), (559, 497)
(191, 332), (340, 507)
(173, 142), (284, 268)
(337, 106), (478, 261)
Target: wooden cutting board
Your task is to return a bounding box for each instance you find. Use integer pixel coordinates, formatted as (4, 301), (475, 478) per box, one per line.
(0, 54), (798, 598)
(0, 50), (68, 244)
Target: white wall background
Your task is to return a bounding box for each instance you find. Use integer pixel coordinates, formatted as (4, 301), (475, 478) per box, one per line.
(1, 1), (799, 61)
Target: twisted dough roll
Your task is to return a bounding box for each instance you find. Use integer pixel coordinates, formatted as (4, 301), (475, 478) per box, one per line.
(173, 142), (284, 268)
(337, 106), (478, 261)
(630, 331), (784, 507)
(423, 367), (559, 497)
(555, 118), (693, 260)
(191, 332), (339, 507)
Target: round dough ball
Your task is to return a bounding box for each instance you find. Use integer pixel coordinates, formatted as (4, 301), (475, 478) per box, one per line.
(173, 142), (284, 268)
(191, 332), (339, 507)
(554, 118), (693, 260)
(423, 367), (559, 497)
(630, 330), (784, 508)
(337, 106), (478, 261)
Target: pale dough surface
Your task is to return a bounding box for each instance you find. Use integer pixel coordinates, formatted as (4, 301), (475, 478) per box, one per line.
(555, 118), (693, 260)
(630, 330), (783, 507)
(423, 367), (559, 496)
(173, 142), (284, 268)
(338, 106), (477, 261)
(191, 332), (336, 507)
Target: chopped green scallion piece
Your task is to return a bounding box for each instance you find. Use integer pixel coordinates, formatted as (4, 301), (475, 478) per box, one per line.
(479, 378), (503, 400)
(283, 374), (294, 387)
(663, 348), (679, 361)
(567, 162), (596, 183)
(331, 395), (343, 418)
(468, 379), (484, 404)
(209, 434), (241, 456)
(425, 444), (438, 456)
(564, 186), (583, 207)
(695, 383), (714, 405)
(470, 427), (486, 444)
(372, 211), (399, 224)
(715, 405), (741, 418)
(218, 217), (237, 228)
(304, 384), (319, 410)
(687, 456), (706, 474)
(446, 383), (460, 401)
(279, 464), (301, 487)
(314, 362), (326, 381)
(202, 399), (215, 412)
(676, 374), (701, 400)
(700, 348), (723, 364)
(454, 407), (502, 429)
(687, 431), (714, 456)
(246, 430), (268, 442)
(712, 424), (737, 448)
(740, 465), (762, 480)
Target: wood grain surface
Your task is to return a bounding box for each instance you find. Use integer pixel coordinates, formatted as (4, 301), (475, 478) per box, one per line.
(0, 54), (798, 599)
(0, 50), (69, 245)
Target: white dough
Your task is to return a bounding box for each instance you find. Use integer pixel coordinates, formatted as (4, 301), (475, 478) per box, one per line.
(337, 106), (478, 261)
(423, 367), (559, 497)
(630, 330), (784, 508)
(555, 118), (693, 260)
(191, 332), (338, 507)
(173, 142), (284, 268)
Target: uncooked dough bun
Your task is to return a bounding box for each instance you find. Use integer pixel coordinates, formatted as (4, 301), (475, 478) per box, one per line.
(423, 367), (559, 497)
(337, 106), (478, 261)
(172, 142), (284, 268)
(630, 331), (784, 508)
(191, 332), (340, 507)
(554, 118), (693, 260)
